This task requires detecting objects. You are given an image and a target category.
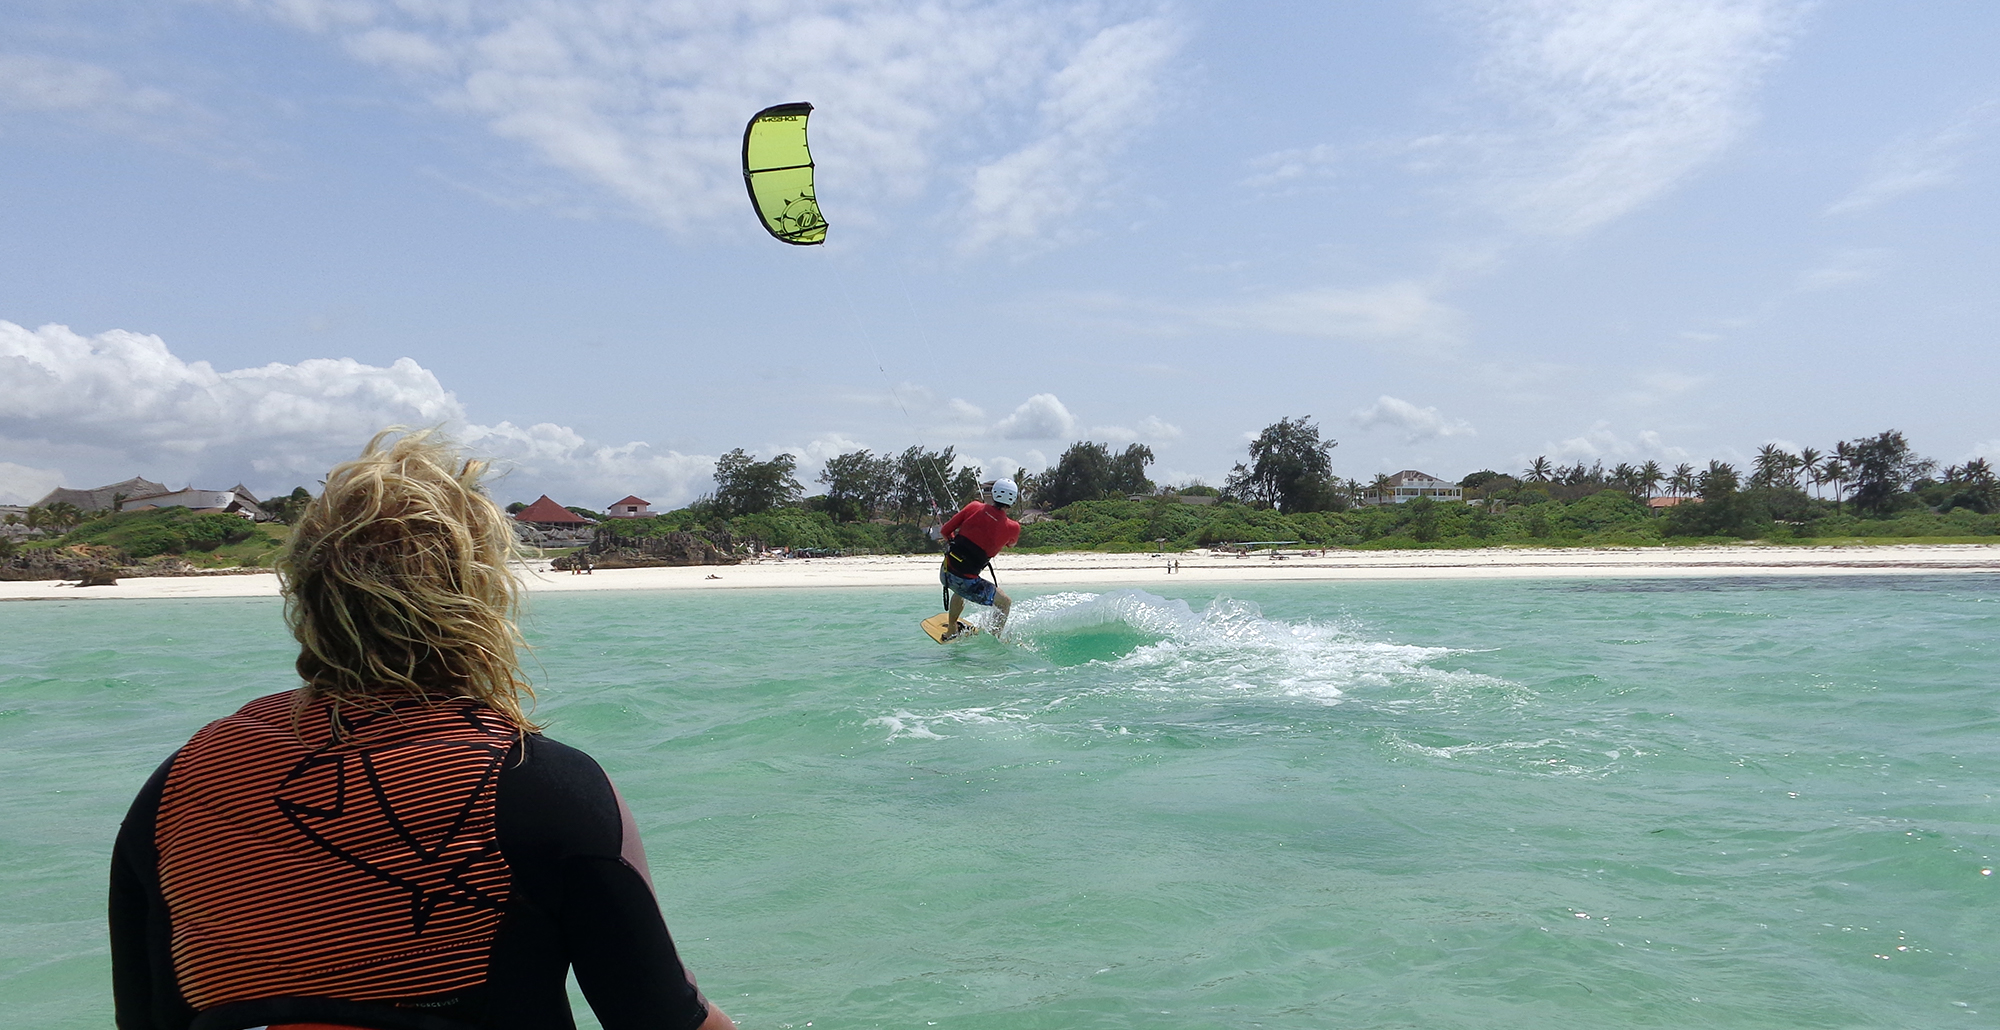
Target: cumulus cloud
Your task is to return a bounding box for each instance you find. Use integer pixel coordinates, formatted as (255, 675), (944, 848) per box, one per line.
(1465, 0), (1804, 236)
(0, 461), (65, 505)
(993, 393), (1077, 440)
(1352, 395), (1475, 443)
(1828, 100), (1998, 215)
(229, 0), (1185, 246)
(1544, 423), (1689, 464)
(0, 321), (719, 508)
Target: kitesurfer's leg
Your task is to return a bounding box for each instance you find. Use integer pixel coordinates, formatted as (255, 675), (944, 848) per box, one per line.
(947, 592), (967, 635)
(992, 587), (1012, 635)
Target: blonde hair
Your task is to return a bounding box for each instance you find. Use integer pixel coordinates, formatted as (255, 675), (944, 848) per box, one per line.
(279, 428), (536, 730)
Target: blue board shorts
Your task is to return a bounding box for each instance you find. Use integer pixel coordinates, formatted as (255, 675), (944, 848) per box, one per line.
(941, 569), (997, 606)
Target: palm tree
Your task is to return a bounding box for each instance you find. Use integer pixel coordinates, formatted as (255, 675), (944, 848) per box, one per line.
(1370, 473), (1396, 505)
(1524, 456), (1553, 483)
(1822, 459), (1849, 508)
(1668, 463), (1695, 498)
(1797, 447), (1823, 498)
(1752, 444), (1796, 489)
(1638, 460), (1664, 499)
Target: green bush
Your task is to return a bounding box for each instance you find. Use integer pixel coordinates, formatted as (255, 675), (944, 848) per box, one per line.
(61, 508), (259, 558)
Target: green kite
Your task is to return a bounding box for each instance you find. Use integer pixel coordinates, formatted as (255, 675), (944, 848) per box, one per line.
(741, 102), (827, 245)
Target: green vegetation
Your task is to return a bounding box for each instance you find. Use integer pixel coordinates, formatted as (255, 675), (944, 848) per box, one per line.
(20, 508), (290, 567)
(512, 421), (2000, 559)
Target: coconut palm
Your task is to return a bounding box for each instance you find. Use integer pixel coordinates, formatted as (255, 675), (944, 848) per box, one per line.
(1370, 473), (1396, 504)
(1752, 444), (1797, 489)
(1796, 448), (1823, 498)
(1668, 463), (1696, 498)
(1638, 460), (1664, 499)
(1822, 458), (1850, 508)
(1524, 456), (1553, 483)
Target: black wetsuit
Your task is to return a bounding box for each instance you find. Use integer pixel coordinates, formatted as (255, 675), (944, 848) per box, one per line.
(109, 692), (712, 1030)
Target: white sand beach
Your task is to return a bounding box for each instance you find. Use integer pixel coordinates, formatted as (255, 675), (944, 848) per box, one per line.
(3, 543), (1998, 602)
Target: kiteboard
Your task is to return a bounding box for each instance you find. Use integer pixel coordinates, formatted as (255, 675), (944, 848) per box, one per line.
(921, 612), (981, 644)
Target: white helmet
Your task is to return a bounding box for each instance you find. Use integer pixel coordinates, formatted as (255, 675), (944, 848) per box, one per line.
(991, 478), (1019, 506)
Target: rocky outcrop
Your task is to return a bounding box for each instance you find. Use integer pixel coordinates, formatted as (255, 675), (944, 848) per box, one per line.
(0, 545), (265, 581)
(1, 544), (125, 581)
(562, 526), (740, 569)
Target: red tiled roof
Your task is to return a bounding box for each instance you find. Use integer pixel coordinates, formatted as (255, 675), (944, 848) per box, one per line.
(609, 495), (650, 507)
(514, 495), (588, 524)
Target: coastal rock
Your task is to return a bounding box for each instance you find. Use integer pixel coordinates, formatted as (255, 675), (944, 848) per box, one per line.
(570, 527), (740, 568)
(1, 544), (126, 582)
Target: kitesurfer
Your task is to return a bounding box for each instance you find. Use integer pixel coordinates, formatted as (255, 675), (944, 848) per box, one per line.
(937, 478), (1022, 639)
(109, 429), (736, 1030)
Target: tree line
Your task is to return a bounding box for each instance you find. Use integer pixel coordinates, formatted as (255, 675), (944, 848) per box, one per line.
(642, 418), (1996, 528)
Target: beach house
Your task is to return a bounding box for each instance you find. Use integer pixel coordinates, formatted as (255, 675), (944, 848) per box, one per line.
(34, 477), (168, 512)
(1366, 470), (1463, 505)
(119, 484), (271, 520)
(606, 495), (653, 518)
(513, 496), (591, 527)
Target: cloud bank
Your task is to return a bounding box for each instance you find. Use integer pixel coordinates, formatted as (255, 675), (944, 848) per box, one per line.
(0, 321), (717, 507)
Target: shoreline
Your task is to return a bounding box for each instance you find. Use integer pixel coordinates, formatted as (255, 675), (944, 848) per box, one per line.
(2, 543), (1997, 602)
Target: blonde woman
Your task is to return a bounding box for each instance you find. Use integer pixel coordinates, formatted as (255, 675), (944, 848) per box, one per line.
(110, 430), (735, 1030)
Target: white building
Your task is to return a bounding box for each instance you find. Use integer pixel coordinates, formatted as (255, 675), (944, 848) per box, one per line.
(1366, 470), (1463, 505)
(606, 495), (654, 518)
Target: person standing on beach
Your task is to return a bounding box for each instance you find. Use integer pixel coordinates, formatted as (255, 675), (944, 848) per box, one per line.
(109, 429), (735, 1030)
(937, 478), (1021, 638)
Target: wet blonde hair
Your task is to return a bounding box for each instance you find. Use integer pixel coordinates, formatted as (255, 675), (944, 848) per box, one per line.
(279, 428), (536, 730)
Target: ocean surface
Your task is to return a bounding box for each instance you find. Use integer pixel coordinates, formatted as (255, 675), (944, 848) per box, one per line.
(4, 576), (1997, 1029)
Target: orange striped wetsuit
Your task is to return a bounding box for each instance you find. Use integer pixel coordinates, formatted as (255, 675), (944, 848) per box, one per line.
(110, 691), (711, 1030)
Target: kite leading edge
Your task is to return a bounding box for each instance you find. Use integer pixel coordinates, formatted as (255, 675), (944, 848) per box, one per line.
(742, 102), (827, 245)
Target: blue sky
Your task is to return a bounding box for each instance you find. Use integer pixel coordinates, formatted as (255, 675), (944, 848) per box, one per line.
(2, 0), (1995, 508)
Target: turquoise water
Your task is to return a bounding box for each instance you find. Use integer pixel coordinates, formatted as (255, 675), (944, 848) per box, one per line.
(4, 577), (1998, 1028)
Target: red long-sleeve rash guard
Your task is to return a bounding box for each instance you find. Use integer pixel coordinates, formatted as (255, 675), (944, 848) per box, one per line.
(940, 501), (1019, 576)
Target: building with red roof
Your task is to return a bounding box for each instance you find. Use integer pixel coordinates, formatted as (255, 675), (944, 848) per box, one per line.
(513, 495), (590, 526)
(606, 495), (653, 518)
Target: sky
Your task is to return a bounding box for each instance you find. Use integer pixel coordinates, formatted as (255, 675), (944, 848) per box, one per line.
(1, 0), (1995, 508)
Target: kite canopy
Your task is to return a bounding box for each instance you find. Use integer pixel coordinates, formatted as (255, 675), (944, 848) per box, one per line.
(742, 102), (827, 245)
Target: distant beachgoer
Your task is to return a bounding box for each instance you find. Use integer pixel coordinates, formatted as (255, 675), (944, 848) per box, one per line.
(110, 429), (735, 1030)
(937, 478), (1021, 638)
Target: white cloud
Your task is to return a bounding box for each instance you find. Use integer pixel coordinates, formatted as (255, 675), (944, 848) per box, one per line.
(1352, 395), (1475, 443)
(1611, 369), (1708, 407)
(962, 16), (1184, 250)
(1213, 281), (1466, 354)
(1465, 0), (1804, 236)
(0, 321), (719, 508)
(1828, 100), (1998, 215)
(0, 462), (65, 505)
(1089, 415), (1183, 444)
(231, 0), (1185, 245)
(1793, 247), (1892, 292)
(993, 393), (1076, 440)
(0, 53), (212, 146)
(1542, 422), (1690, 464)
(1240, 142), (1343, 192)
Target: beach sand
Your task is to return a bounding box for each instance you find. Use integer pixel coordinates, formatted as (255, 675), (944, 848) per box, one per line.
(3, 543), (1997, 602)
